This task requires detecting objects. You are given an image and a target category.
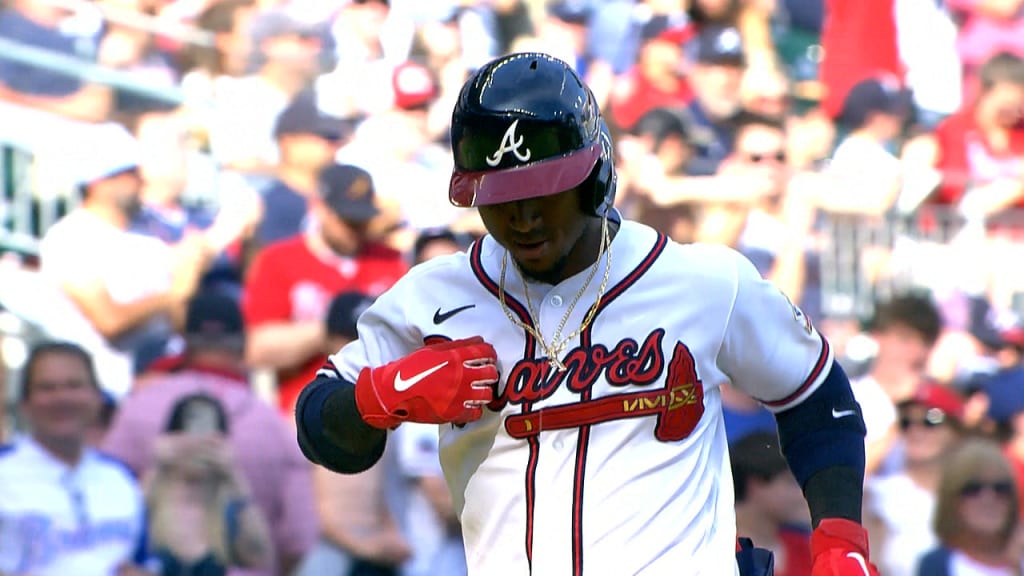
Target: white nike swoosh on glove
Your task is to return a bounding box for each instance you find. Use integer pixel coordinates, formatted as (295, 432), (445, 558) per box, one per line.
(394, 361), (449, 392)
(847, 552), (870, 576)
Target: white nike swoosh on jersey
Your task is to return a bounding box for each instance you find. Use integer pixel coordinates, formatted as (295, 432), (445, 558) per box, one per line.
(832, 408), (857, 419)
(394, 361), (449, 392)
(846, 552), (870, 576)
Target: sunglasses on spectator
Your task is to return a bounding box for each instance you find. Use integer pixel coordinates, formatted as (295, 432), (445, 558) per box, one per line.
(743, 151), (786, 163)
(898, 408), (948, 430)
(959, 480), (1015, 499)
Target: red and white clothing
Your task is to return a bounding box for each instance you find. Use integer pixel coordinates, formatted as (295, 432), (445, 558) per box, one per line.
(243, 236), (407, 414)
(930, 111), (1024, 206)
(326, 221), (832, 574)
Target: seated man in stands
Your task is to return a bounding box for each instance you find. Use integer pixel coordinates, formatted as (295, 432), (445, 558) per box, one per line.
(39, 123), (208, 398)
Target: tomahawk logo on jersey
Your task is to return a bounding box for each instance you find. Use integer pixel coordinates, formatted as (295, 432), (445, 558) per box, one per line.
(322, 221), (831, 575)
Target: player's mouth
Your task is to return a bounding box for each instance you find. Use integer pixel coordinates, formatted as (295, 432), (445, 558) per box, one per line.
(510, 239), (550, 261)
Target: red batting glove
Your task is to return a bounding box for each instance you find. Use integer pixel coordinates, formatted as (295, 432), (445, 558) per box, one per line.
(811, 519), (880, 576)
(354, 337), (498, 428)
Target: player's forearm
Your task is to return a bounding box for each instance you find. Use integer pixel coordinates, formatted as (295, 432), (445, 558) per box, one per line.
(245, 321), (325, 369)
(802, 466), (864, 527)
(774, 362), (868, 526)
(295, 375), (386, 474)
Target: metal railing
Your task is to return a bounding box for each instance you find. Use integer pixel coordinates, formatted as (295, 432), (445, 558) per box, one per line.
(818, 207), (1024, 319)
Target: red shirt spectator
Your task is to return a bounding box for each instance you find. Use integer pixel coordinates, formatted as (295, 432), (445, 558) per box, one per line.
(819, 0), (903, 119)
(242, 164), (407, 415)
(610, 25), (694, 132)
(925, 53), (1024, 208)
(931, 109), (1024, 206)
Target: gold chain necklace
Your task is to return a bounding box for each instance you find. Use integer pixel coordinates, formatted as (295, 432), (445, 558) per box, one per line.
(498, 217), (613, 371)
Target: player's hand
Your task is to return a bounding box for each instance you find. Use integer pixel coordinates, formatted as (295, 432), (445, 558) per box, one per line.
(811, 519), (880, 576)
(354, 336), (498, 428)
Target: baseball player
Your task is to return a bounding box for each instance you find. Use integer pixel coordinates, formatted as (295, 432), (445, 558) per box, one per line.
(296, 53), (879, 576)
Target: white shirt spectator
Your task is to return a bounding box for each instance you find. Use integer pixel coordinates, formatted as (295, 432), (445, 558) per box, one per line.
(39, 210), (173, 398)
(0, 437), (148, 576)
(866, 473), (938, 576)
(390, 423), (467, 576)
(950, 550), (1023, 576)
(895, 0), (962, 116)
(850, 374), (898, 446)
(208, 74), (291, 173)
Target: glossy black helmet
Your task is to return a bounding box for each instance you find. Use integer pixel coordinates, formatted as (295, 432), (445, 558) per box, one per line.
(448, 52), (616, 216)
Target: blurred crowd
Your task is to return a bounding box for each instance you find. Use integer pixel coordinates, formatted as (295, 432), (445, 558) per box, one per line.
(1, 0), (1024, 574)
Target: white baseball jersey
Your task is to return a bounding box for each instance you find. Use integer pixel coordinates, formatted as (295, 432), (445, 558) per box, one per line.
(0, 436), (148, 576)
(327, 219), (832, 576)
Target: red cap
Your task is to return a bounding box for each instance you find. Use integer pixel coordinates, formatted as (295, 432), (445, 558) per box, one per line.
(392, 61), (437, 110)
(905, 382), (965, 421)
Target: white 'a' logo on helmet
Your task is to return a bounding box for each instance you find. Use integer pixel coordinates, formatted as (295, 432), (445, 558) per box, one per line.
(485, 119), (532, 167)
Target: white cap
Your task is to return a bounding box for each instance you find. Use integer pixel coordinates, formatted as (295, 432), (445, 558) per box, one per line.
(66, 122), (141, 187)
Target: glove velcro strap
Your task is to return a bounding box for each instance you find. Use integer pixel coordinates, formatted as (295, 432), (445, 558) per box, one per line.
(811, 518), (870, 558)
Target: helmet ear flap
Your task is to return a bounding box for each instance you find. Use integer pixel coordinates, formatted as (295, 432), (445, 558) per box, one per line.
(587, 121), (617, 216)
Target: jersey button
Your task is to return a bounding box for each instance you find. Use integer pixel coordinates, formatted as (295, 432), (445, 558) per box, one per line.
(550, 295), (563, 307)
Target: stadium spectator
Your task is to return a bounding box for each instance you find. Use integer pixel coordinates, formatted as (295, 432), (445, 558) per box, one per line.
(982, 367), (1024, 511)
(909, 51), (1024, 214)
(143, 392), (274, 575)
(336, 60), (466, 251)
(132, 114), (256, 298)
(864, 381), (966, 576)
(731, 431), (813, 576)
(255, 90), (349, 247)
(850, 293), (944, 475)
(242, 163), (407, 416)
(608, 20), (693, 133)
(696, 113), (817, 307)
(102, 292), (319, 575)
(299, 290), (412, 576)
(948, 0), (1024, 87)
(0, 341), (152, 576)
(818, 0), (902, 120)
(208, 7), (323, 184)
(685, 24), (748, 172)
(410, 227), (474, 266)
(317, 0), (398, 120)
(916, 438), (1022, 575)
(0, 0), (114, 122)
(38, 122), (208, 398)
(825, 75), (912, 217)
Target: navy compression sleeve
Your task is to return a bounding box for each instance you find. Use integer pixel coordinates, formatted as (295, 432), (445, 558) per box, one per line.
(774, 361), (867, 525)
(295, 375), (386, 474)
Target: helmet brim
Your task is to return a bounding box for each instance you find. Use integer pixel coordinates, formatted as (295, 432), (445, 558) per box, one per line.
(449, 141), (601, 208)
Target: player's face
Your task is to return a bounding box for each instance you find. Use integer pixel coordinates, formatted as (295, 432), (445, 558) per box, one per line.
(477, 187), (600, 285)
(21, 352), (101, 449)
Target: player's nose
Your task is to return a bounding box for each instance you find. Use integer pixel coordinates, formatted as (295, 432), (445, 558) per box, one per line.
(505, 198), (542, 232)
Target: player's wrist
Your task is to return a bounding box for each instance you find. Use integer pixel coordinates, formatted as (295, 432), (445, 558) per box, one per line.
(354, 366), (403, 429)
(811, 518), (869, 554)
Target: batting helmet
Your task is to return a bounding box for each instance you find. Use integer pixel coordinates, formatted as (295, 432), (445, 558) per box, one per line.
(448, 53), (616, 216)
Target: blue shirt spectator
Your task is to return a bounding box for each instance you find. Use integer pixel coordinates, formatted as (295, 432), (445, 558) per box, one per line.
(0, 5), (102, 97)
